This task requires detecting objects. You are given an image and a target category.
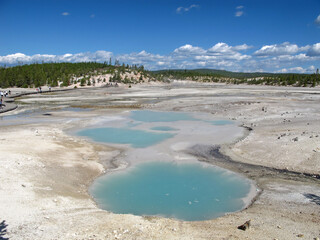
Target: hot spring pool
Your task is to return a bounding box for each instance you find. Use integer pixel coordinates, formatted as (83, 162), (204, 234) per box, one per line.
(77, 127), (174, 148)
(90, 161), (252, 221)
(77, 110), (254, 221)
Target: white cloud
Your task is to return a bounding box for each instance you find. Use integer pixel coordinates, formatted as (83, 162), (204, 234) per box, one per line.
(308, 65), (316, 71)
(61, 12), (70, 16)
(306, 43), (320, 56)
(233, 44), (252, 51)
(63, 53), (73, 58)
(235, 11), (244, 17)
(299, 45), (311, 52)
(156, 61), (165, 66)
(208, 42), (249, 54)
(173, 44), (206, 55)
(117, 50), (167, 68)
(274, 53), (311, 62)
(254, 42), (302, 56)
(235, 6), (244, 17)
(315, 15), (320, 25)
(207, 43), (251, 60)
(0, 53), (31, 64)
(287, 67), (305, 73)
(176, 4), (199, 14)
(208, 42), (232, 53)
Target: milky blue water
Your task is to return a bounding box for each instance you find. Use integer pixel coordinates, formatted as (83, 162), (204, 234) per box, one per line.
(130, 110), (197, 122)
(130, 110), (233, 126)
(78, 110), (252, 221)
(90, 161), (251, 221)
(77, 127), (174, 148)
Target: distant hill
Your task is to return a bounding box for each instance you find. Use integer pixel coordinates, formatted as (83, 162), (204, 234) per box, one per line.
(151, 68), (320, 87)
(153, 68), (282, 78)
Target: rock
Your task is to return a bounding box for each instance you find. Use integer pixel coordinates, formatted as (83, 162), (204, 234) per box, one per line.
(277, 225), (281, 229)
(297, 234), (303, 237)
(21, 184), (26, 187)
(293, 137), (299, 142)
(237, 220), (251, 231)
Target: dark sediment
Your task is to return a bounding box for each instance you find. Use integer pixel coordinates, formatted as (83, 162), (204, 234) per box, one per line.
(186, 144), (320, 182)
(0, 100), (18, 114)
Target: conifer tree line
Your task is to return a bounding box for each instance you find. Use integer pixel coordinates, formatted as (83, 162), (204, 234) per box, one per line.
(152, 69), (320, 87)
(0, 61), (145, 88)
(0, 62), (319, 88)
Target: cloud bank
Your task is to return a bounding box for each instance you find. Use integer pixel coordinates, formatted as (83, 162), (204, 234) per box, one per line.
(1, 42), (319, 73)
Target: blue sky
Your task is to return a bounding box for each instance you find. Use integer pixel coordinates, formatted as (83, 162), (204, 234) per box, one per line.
(0, 0), (320, 73)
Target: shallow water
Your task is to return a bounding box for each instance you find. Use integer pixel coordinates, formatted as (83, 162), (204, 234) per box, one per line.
(91, 161), (251, 221)
(77, 110), (239, 148)
(130, 110), (197, 122)
(77, 127), (174, 148)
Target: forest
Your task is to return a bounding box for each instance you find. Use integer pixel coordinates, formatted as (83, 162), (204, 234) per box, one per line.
(152, 69), (320, 87)
(0, 62), (145, 88)
(0, 62), (319, 88)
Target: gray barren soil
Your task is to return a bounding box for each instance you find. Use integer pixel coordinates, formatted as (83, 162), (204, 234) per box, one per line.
(0, 82), (319, 239)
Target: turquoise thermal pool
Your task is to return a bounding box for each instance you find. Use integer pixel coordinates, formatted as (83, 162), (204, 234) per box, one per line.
(129, 110), (197, 122)
(77, 110), (254, 221)
(77, 127), (174, 148)
(90, 161), (252, 221)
